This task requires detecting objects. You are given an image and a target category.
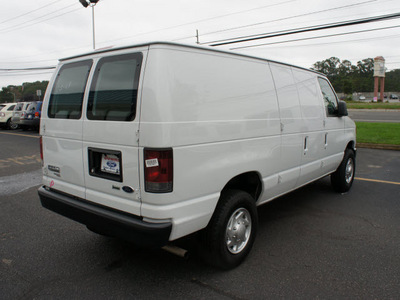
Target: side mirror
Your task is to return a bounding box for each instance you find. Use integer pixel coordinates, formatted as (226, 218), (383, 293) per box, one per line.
(337, 101), (348, 117)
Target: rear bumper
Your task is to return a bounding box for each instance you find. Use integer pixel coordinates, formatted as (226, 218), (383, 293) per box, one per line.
(19, 119), (39, 126)
(38, 186), (172, 247)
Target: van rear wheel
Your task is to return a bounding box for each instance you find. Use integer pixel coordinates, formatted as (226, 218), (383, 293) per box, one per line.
(331, 149), (355, 193)
(201, 189), (257, 269)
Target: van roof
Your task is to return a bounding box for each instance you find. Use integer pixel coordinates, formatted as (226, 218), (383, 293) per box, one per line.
(60, 41), (324, 76)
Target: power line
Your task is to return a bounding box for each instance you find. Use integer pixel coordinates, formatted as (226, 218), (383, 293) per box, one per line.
(0, 0), (67, 26)
(93, 0), (296, 46)
(200, 0), (379, 42)
(0, 4), (80, 34)
(206, 12), (400, 47)
(230, 24), (400, 50)
(0, 71), (54, 77)
(0, 67), (56, 71)
(245, 32), (400, 50)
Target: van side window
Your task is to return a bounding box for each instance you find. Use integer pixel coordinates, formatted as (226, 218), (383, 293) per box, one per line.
(87, 53), (142, 121)
(317, 78), (338, 117)
(48, 60), (92, 119)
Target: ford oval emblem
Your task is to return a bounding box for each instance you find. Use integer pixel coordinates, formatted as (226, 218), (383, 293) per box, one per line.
(107, 161), (117, 168)
(122, 186), (134, 193)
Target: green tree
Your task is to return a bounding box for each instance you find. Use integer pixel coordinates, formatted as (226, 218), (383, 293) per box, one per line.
(312, 57), (377, 93)
(385, 69), (400, 91)
(21, 81), (49, 101)
(0, 87), (15, 103)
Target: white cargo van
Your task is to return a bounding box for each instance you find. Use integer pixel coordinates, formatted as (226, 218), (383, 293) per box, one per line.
(38, 42), (356, 269)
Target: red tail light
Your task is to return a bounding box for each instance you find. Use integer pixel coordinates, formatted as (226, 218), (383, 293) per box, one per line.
(35, 112), (40, 119)
(40, 136), (44, 162)
(144, 148), (173, 193)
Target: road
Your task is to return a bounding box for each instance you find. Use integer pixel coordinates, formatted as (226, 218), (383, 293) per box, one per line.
(348, 109), (400, 123)
(1, 129), (399, 299)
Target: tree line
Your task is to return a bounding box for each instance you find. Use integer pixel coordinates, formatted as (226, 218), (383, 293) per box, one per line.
(311, 57), (399, 94)
(0, 81), (49, 103)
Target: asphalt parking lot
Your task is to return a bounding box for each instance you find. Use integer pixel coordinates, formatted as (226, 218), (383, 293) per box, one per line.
(1, 129), (399, 299)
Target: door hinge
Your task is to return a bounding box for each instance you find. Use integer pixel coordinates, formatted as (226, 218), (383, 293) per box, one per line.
(135, 188), (141, 201)
(135, 130), (140, 143)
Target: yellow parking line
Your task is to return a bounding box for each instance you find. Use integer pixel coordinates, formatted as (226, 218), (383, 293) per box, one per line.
(355, 177), (400, 186)
(0, 131), (40, 139)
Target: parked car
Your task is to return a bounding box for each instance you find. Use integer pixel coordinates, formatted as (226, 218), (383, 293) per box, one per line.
(12, 102), (32, 130)
(38, 41), (356, 269)
(0, 102), (18, 129)
(19, 101), (42, 131)
(358, 95), (366, 100)
(389, 94), (399, 99)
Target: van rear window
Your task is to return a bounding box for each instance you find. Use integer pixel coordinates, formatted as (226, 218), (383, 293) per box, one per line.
(87, 53), (142, 121)
(48, 60), (92, 119)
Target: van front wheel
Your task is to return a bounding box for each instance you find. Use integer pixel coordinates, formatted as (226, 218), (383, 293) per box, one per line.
(201, 190), (258, 269)
(331, 149), (355, 193)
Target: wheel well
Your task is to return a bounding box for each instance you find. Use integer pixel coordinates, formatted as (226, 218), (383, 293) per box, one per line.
(347, 141), (355, 151)
(222, 172), (262, 201)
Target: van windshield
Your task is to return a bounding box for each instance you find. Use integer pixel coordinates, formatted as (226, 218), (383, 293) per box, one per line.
(48, 60), (92, 119)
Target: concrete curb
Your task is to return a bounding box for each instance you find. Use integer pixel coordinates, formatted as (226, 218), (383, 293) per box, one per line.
(357, 143), (400, 151)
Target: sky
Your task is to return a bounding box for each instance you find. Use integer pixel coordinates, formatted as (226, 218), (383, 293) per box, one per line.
(0, 0), (400, 89)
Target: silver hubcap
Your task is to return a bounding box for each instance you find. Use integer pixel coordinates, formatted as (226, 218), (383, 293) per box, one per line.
(345, 158), (354, 184)
(226, 208), (252, 254)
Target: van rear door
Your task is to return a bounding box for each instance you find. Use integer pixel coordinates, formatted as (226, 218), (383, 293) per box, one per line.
(42, 59), (93, 199)
(82, 51), (144, 216)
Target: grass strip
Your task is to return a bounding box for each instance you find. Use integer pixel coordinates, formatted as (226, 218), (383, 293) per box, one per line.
(356, 122), (400, 145)
(347, 102), (400, 109)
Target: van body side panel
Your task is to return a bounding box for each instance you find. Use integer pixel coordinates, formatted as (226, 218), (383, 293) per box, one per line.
(269, 63), (302, 194)
(140, 46), (280, 146)
(139, 45), (281, 240)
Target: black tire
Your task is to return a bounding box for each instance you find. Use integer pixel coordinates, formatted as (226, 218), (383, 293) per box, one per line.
(201, 189), (258, 269)
(6, 118), (18, 130)
(331, 149), (355, 193)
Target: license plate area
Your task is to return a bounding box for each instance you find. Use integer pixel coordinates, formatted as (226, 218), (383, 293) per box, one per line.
(88, 148), (123, 182)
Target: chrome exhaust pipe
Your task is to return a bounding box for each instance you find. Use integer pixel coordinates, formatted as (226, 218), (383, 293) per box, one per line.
(162, 245), (189, 259)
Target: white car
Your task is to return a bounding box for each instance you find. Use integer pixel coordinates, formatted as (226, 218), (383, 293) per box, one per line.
(38, 42), (356, 269)
(12, 102), (32, 130)
(0, 102), (18, 129)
